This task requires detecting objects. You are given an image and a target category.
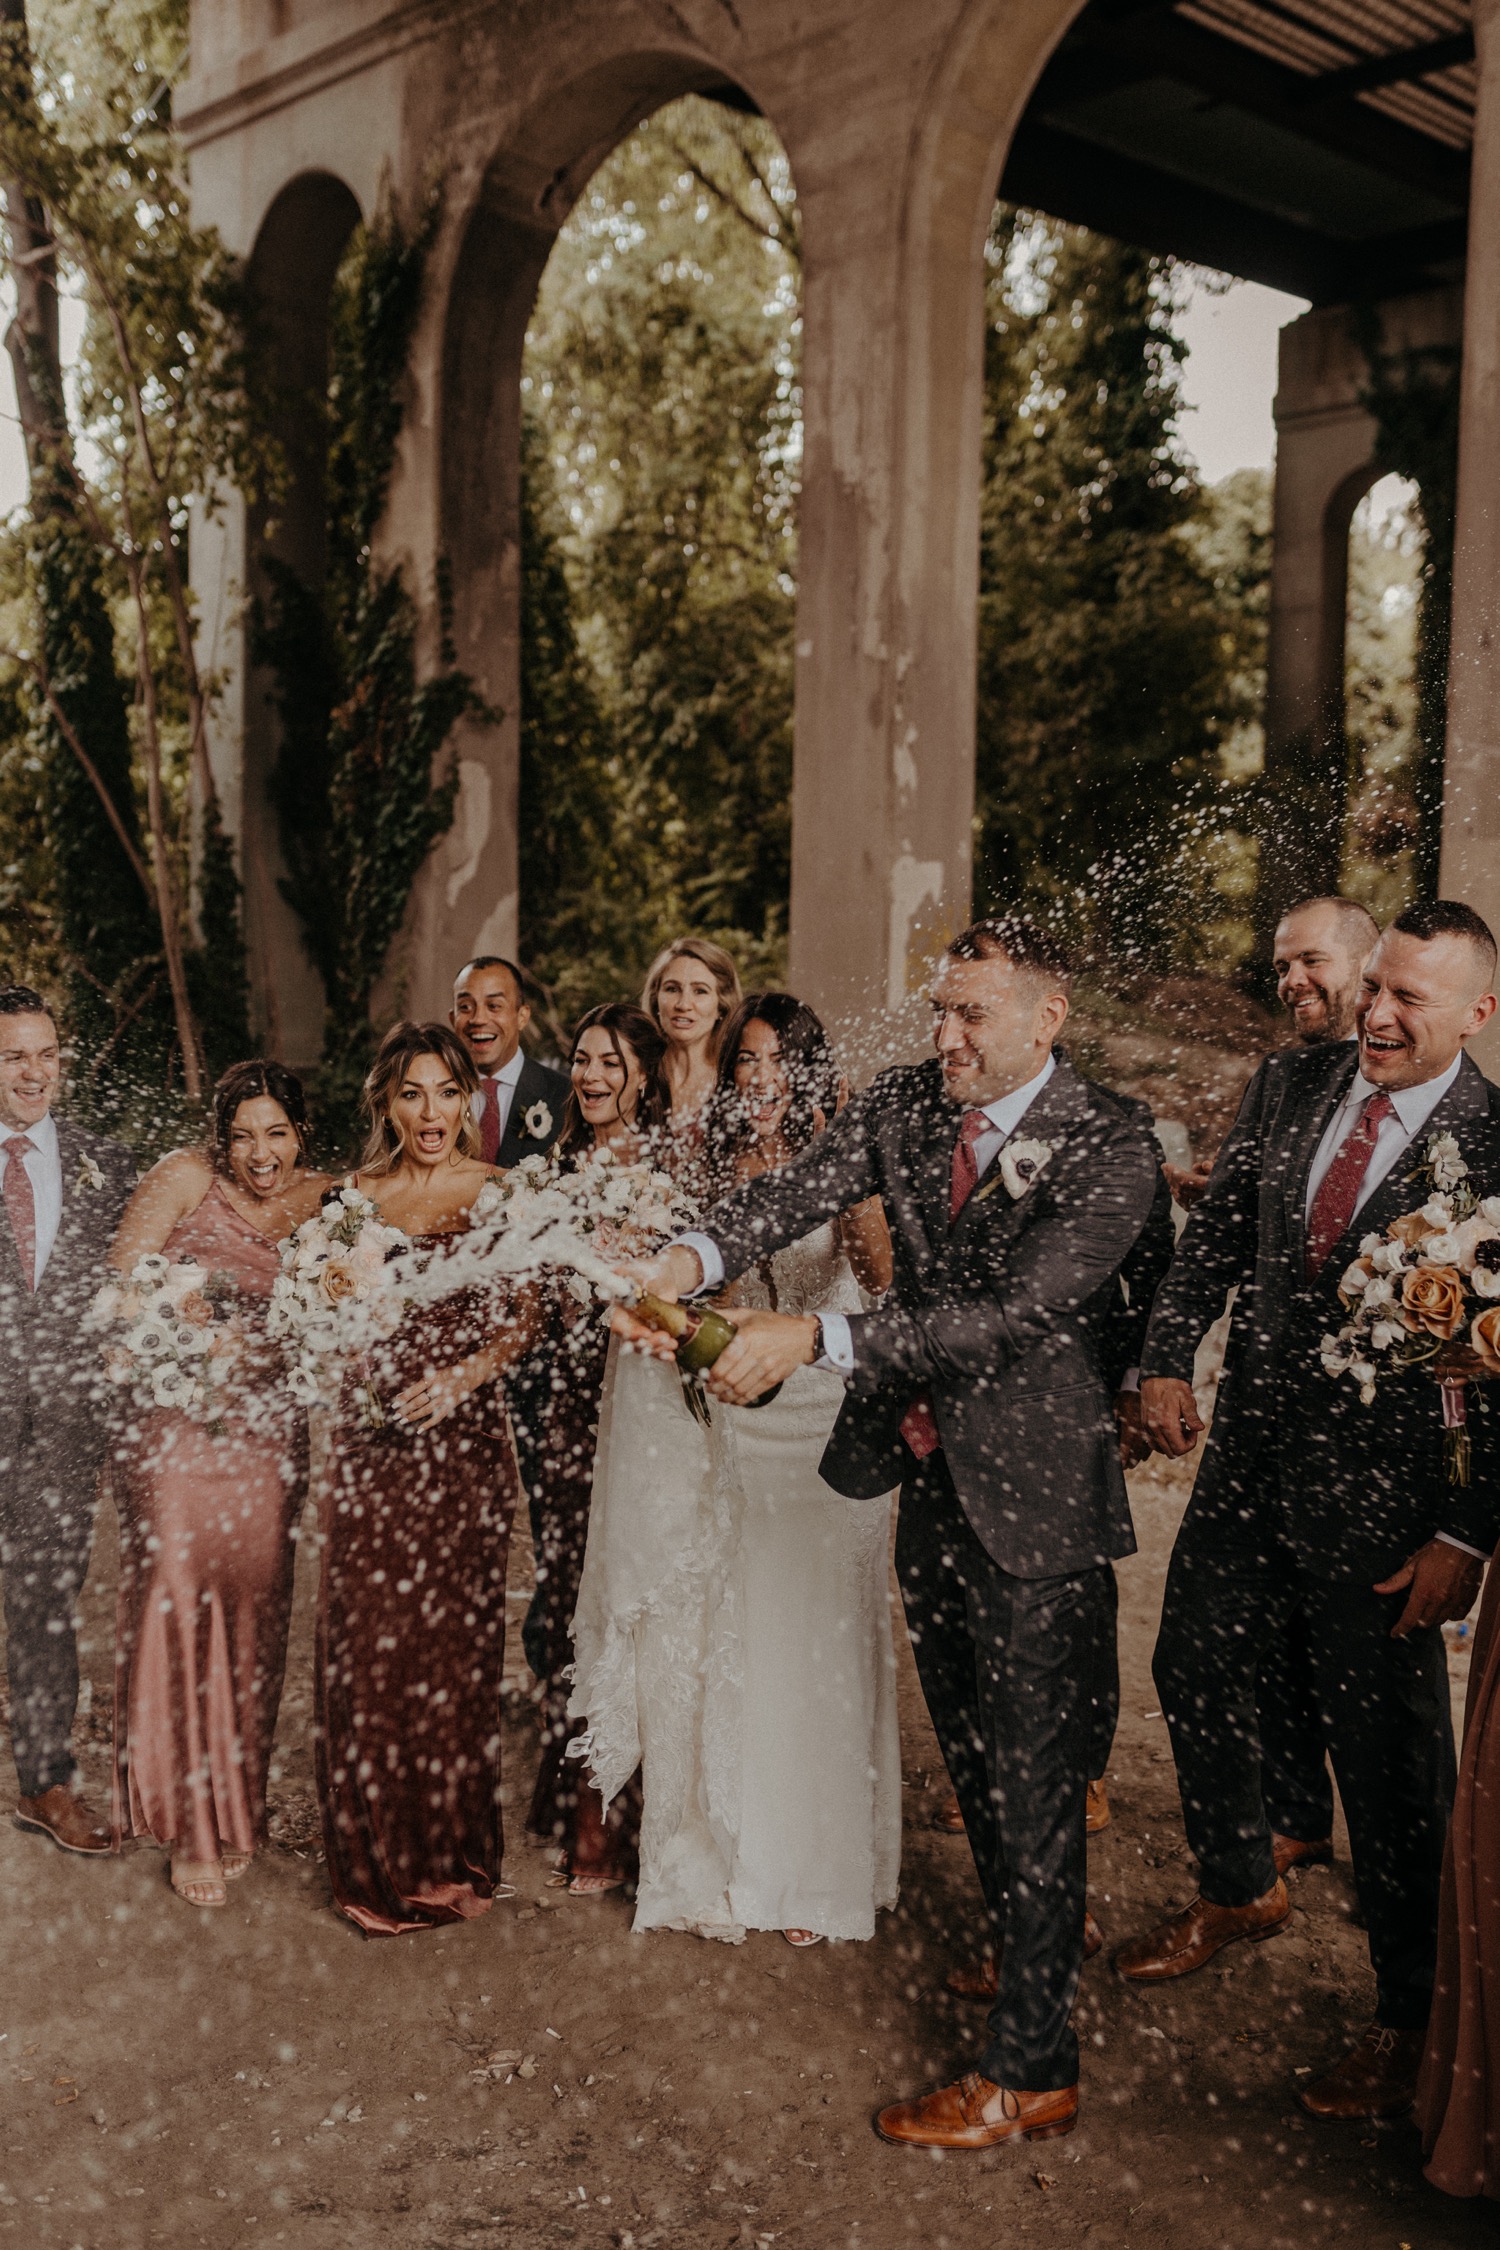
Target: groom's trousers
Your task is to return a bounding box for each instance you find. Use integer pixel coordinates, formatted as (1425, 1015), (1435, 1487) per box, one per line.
(0, 1401), (103, 1797)
(895, 1453), (1107, 2093)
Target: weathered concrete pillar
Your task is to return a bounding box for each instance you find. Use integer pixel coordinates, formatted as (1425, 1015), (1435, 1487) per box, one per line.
(1443, 0), (1500, 1063)
(1258, 306), (1379, 943)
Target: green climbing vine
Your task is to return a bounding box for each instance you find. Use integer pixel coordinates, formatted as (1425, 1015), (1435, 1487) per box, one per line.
(254, 191), (488, 1149)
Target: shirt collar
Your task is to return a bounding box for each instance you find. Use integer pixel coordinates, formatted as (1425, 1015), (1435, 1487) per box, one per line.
(974, 1050), (1057, 1140)
(493, 1047), (526, 1089)
(1345, 1052), (1462, 1136)
(0, 1111), (56, 1156)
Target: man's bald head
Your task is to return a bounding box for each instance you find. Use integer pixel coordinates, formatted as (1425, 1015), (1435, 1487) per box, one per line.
(1272, 896), (1380, 1045)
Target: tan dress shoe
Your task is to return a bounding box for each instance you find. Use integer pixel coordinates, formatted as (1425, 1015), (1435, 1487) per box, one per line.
(1113, 1880), (1290, 1982)
(1271, 1831), (1333, 1878)
(876, 2072), (1077, 2149)
(1296, 2024), (1424, 2120)
(930, 1791), (966, 1835)
(1086, 1778), (1111, 1833)
(946, 1912), (1103, 1999)
(13, 1785), (112, 1856)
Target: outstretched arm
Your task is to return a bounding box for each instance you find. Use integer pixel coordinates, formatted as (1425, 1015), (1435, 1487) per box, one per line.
(108, 1149), (211, 1271)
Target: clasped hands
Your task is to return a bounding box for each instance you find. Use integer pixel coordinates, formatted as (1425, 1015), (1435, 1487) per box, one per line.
(1139, 1375), (1482, 1639)
(610, 1246), (818, 1406)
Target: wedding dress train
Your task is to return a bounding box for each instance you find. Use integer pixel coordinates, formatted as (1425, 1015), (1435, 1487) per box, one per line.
(569, 1223), (901, 1941)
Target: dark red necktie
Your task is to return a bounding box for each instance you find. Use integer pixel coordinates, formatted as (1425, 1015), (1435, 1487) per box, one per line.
(1305, 1090), (1394, 1278)
(479, 1077), (502, 1165)
(902, 1110), (995, 1458)
(3, 1133), (36, 1289)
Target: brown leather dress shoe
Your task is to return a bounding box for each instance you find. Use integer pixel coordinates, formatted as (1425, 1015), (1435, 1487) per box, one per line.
(1296, 2024), (1424, 2120)
(1086, 1778), (1111, 1833)
(946, 1912), (1103, 1999)
(1113, 1880), (1290, 1982)
(875, 2072), (1077, 2149)
(14, 1785), (112, 1856)
(1272, 1831), (1333, 1879)
(930, 1791), (966, 1835)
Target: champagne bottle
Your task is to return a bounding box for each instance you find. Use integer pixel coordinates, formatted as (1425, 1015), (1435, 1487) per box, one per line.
(632, 1292), (781, 1408)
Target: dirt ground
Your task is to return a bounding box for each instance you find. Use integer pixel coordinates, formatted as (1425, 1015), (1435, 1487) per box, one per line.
(0, 1350), (1493, 2250)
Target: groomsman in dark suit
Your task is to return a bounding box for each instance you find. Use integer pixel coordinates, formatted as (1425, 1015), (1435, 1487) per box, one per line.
(1168, 894), (1381, 1878)
(1120, 900), (1500, 2122)
(620, 918), (1161, 2149)
(450, 956), (568, 1167)
(0, 987), (134, 1851)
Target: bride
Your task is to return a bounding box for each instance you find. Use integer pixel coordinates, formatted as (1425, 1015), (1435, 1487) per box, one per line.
(568, 992), (901, 1946)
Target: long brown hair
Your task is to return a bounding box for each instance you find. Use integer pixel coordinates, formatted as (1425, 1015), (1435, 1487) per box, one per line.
(706, 992), (838, 1190)
(556, 1003), (669, 1161)
(208, 1059), (312, 1174)
(359, 1021), (481, 1174)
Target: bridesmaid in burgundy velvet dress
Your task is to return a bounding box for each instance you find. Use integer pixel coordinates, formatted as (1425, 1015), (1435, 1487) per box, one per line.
(316, 1021), (539, 1936)
(108, 1062), (330, 1908)
(520, 1003), (667, 1895)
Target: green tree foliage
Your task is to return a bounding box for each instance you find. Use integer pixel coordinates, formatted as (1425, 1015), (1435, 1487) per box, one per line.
(255, 196), (482, 1143)
(520, 97), (798, 1018)
(0, 0), (258, 1119)
(974, 214), (1255, 964)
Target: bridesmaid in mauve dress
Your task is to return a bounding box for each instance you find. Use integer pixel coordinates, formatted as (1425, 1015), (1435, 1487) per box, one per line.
(1417, 1553), (1500, 2200)
(316, 1021), (539, 1936)
(108, 1062), (330, 1908)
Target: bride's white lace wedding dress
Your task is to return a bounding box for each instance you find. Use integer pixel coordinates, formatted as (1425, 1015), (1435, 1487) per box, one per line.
(568, 1222), (901, 1941)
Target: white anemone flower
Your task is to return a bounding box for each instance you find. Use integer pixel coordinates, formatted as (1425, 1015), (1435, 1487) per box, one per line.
(124, 1317), (173, 1360)
(151, 1362), (196, 1409)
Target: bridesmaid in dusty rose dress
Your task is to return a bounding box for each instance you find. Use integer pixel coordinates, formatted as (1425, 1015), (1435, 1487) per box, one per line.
(316, 1021), (538, 1936)
(108, 1062), (330, 1908)
(1417, 1554), (1500, 2200)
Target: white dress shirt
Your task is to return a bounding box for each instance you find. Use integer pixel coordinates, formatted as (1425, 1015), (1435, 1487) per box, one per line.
(1303, 1054), (1462, 1223)
(0, 1111), (61, 1286)
(469, 1045), (527, 1146)
(678, 1051), (1059, 1374)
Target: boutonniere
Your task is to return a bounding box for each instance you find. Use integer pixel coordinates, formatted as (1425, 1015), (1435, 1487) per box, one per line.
(977, 1136), (1055, 1203)
(75, 1154), (104, 1193)
(1406, 1129), (1470, 1205)
(522, 1101), (553, 1142)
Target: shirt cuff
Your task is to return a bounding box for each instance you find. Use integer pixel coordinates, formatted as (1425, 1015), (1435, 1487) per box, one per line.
(815, 1311), (855, 1374)
(1118, 1367), (1141, 1394)
(673, 1232), (723, 1296)
(1434, 1531), (1490, 1561)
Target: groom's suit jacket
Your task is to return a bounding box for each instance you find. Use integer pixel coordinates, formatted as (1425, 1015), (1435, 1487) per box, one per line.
(1141, 1042), (1500, 1578)
(0, 1115), (134, 1474)
(698, 1051), (1163, 1579)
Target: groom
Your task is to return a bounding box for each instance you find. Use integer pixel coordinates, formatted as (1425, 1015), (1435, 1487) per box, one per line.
(618, 917), (1160, 2148)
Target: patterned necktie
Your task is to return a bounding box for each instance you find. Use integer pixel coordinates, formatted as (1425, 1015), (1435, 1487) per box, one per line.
(1305, 1090), (1395, 1279)
(3, 1134), (36, 1290)
(949, 1107), (992, 1223)
(479, 1077), (502, 1166)
(901, 1111), (998, 1459)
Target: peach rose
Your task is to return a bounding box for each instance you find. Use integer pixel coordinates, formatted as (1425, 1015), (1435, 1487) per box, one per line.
(1390, 1211), (1438, 1251)
(178, 1292), (216, 1326)
(1400, 1264), (1467, 1340)
(319, 1261), (358, 1307)
(1472, 1305), (1500, 1376)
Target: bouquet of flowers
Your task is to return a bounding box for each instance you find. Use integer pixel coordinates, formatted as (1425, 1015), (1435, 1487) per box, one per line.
(1320, 1129), (1500, 1481)
(88, 1254), (242, 1424)
(487, 1149), (696, 1298)
(266, 1186), (409, 1422)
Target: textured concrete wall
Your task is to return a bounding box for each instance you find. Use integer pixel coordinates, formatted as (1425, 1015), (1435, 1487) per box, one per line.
(181, 0), (1087, 1057)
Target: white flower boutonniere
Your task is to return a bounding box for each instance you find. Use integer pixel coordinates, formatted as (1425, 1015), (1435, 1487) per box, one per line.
(998, 1137), (1055, 1201)
(523, 1101), (553, 1142)
(76, 1154), (104, 1193)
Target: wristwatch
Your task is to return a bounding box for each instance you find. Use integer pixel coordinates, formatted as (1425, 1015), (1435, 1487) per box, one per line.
(810, 1317), (825, 1364)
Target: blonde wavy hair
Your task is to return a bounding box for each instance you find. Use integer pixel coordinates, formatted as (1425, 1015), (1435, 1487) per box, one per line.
(640, 937), (743, 1062)
(359, 1020), (481, 1174)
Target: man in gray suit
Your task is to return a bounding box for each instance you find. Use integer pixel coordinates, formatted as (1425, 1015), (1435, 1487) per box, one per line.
(0, 987), (134, 1851)
(1120, 901), (1500, 2121)
(618, 917), (1160, 2151)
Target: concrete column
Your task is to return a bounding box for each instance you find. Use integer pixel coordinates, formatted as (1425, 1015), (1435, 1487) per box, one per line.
(1442, 0), (1500, 1063)
(1257, 306), (1378, 942)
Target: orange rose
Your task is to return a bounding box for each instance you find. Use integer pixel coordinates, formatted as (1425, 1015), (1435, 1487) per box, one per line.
(1472, 1305), (1500, 1375)
(1400, 1265), (1467, 1340)
(1390, 1211), (1438, 1250)
(319, 1262), (358, 1307)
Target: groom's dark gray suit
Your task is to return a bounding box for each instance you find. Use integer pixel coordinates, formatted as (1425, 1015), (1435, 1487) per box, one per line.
(694, 1048), (1163, 2092)
(0, 1116), (134, 1796)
